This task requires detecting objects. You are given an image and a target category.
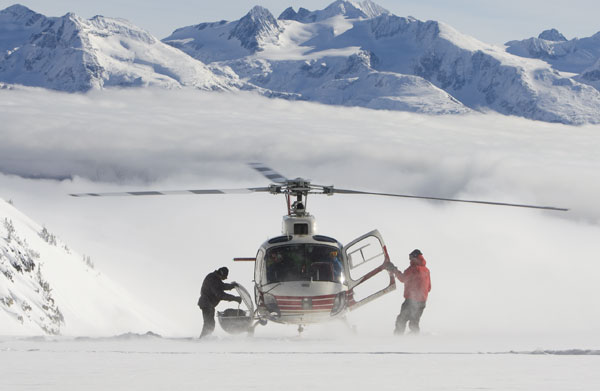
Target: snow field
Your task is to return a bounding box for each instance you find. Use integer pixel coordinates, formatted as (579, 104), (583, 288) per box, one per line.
(1, 335), (599, 390)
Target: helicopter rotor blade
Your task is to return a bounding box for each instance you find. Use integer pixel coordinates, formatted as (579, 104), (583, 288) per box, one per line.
(70, 187), (272, 197)
(248, 162), (288, 184)
(331, 188), (568, 211)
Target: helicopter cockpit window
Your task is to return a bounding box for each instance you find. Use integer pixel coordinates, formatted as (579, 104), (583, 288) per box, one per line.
(265, 244), (343, 284)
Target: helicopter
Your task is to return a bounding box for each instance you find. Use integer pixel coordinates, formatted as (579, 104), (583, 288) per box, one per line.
(70, 163), (568, 335)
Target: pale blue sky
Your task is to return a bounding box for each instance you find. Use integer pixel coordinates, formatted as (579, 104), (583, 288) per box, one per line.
(1, 0), (598, 44)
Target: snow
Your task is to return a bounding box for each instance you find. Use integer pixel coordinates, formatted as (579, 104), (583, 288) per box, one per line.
(2, 2), (600, 123)
(0, 335), (599, 390)
(0, 5), (240, 91)
(161, 1), (600, 124)
(1, 198), (170, 336)
(506, 30), (600, 75)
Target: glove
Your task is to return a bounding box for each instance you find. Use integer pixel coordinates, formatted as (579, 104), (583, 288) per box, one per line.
(384, 263), (397, 272)
(231, 281), (239, 288)
(235, 296), (242, 304)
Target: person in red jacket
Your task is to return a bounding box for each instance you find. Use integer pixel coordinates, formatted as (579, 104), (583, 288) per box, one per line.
(387, 249), (431, 335)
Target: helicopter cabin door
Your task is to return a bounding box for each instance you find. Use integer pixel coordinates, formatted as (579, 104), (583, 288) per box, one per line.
(343, 229), (396, 311)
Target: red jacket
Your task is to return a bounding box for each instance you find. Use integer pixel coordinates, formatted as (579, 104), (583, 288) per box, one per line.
(394, 255), (431, 302)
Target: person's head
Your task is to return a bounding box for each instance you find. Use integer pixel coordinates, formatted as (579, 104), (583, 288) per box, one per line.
(217, 266), (229, 280)
(409, 249), (422, 262)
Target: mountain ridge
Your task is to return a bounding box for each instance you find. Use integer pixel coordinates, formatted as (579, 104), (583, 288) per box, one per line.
(2, 2), (600, 124)
(0, 4), (241, 92)
(163, 2), (600, 124)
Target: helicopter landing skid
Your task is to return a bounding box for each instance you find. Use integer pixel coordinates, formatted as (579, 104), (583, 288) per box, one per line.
(341, 316), (357, 334)
(246, 313), (268, 337)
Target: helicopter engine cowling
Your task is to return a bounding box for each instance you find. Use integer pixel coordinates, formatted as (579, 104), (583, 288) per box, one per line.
(282, 215), (317, 236)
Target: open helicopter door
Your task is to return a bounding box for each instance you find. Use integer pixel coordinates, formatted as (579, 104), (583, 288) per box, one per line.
(217, 284), (255, 334)
(343, 229), (396, 311)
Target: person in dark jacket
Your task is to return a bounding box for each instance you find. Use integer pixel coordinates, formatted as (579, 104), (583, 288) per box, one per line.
(198, 266), (241, 339)
(387, 249), (431, 335)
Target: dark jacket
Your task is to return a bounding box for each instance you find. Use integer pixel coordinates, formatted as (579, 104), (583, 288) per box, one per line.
(198, 270), (238, 309)
(394, 255), (431, 302)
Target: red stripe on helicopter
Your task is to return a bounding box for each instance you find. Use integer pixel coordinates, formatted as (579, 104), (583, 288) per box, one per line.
(274, 294), (336, 310)
(279, 309), (331, 314)
(277, 298), (335, 305)
(279, 305), (333, 311)
(275, 294), (338, 300)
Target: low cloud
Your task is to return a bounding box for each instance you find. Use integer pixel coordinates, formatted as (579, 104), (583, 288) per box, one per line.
(1, 87), (598, 221)
(1, 87), (600, 337)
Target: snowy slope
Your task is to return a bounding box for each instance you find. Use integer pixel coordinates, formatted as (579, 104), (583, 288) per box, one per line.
(506, 29), (600, 92)
(163, 1), (600, 123)
(164, 3), (469, 114)
(506, 29), (600, 74)
(0, 198), (166, 336)
(0, 4), (241, 92)
(279, 0), (390, 23)
(2, 2), (600, 123)
(164, 6), (282, 63)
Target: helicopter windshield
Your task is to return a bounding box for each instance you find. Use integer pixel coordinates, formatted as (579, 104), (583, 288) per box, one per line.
(265, 244), (343, 284)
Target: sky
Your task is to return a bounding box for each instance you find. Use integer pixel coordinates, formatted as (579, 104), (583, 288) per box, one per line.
(1, 87), (600, 339)
(0, 0), (598, 45)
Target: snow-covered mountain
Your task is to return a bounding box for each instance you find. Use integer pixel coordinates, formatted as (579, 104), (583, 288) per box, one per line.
(0, 198), (165, 335)
(163, 1), (600, 123)
(505, 29), (600, 91)
(0, 4), (241, 91)
(279, 0), (390, 23)
(2, 2), (600, 123)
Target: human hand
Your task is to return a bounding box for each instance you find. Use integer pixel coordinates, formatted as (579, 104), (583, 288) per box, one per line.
(235, 296), (242, 304)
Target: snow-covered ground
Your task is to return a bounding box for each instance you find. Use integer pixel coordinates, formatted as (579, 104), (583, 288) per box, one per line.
(1, 334), (599, 390)
(1, 86), (600, 389)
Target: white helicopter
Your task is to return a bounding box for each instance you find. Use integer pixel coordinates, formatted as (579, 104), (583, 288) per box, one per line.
(71, 163), (567, 334)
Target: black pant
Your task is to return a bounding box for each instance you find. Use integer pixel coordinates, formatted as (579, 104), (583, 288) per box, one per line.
(395, 299), (426, 335)
(200, 306), (215, 338)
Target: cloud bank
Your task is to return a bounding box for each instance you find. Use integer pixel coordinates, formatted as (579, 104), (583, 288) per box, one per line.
(1, 87), (600, 339)
(1, 87), (598, 221)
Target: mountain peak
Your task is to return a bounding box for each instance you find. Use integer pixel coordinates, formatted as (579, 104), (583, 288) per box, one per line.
(247, 5), (272, 19)
(0, 3), (44, 25)
(1, 3), (35, 16)
(279, 1), (389, 22)
(538, 28), (567, 42)
(278, 6), (312, 21)
(230, 6), (280, 51)
(350, 0), (390, 18)
(324, 0), (389, 19)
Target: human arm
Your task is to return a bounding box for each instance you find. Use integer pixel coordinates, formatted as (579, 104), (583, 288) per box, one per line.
(384, 262), (406, 282)
(210, 276), (240, 301)
(394, 268), (406, 282)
